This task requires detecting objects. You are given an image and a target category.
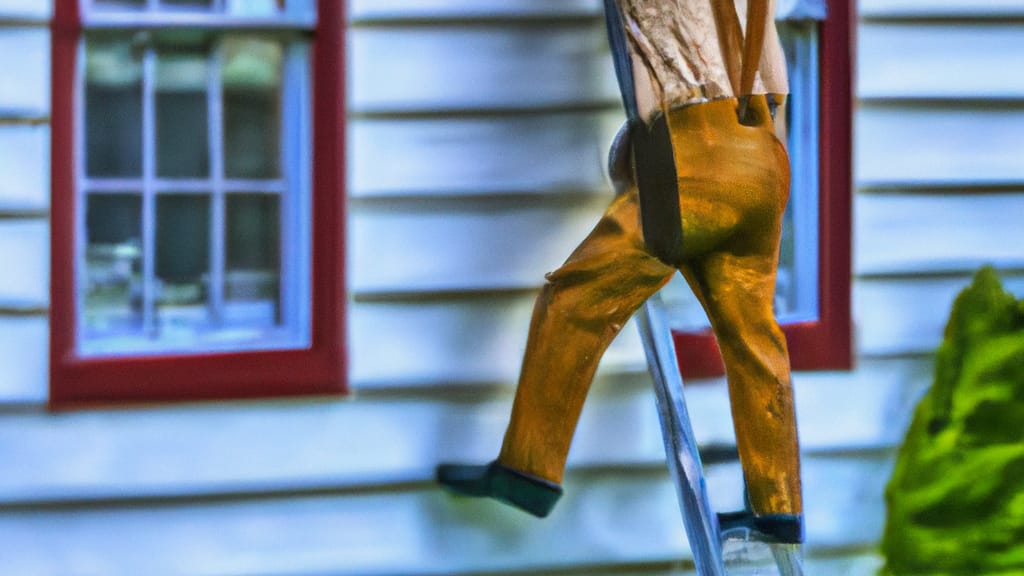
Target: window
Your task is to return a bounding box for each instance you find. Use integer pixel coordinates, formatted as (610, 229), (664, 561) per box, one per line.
(50, 0), (346, 407)
(665, 0), (853, 377)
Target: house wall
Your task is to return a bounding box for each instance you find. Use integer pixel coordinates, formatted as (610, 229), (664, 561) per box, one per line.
(1, 0), (1022, 573)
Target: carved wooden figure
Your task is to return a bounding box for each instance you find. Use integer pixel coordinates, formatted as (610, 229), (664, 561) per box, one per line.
(439, 0), (803, 545)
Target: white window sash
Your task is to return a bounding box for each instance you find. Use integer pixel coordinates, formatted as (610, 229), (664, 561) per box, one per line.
(76, 3), (314, 356)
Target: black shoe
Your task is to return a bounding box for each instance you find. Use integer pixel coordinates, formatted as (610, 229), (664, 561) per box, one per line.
(436, 461), (563, 518)
(717, 510), (804, 544)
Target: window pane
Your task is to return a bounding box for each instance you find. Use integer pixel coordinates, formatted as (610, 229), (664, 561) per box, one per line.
(775, 199), (798, 316)
(156, 49), (210, 178)
(227, 194), (278, 272)
(84, 194), (144, 339)
(224, 37), (282, 178)
(77, 31), (312, 357)
(156, 194), (210, 310)
(85, 37), (143, 178)
(226, 194), (280, 324)
(776, 22), (820, 323)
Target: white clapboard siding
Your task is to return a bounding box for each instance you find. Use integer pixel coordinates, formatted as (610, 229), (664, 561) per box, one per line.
(856, 273), (1024, 357)
(0, 125), (49, 211)
(0, 27), (49, 117)
(855, 106), (1024, 187)
(348, 113), (619, 197)
(348, 25), (619, 113)
(0, 315), (47, 405)
(0, 0), (50, 19)
(4, 1), (1014, 574)
(356, 190), (1024, 296)
(0, 220), (49, 306)
(855, 193), (1024, 275)
(2, 256), (964, 412)
(859, 0), (1024, 18)
(349, 295), (543, 386)
(350, 196), (610, 295)
(0, 356), (930, 507)
(351, 268), (985, 391)
(349, 0), (600, 21)
(349, 0), (827, 22)
(858, 23), (1024, 100)
(0, 453), (887, 576)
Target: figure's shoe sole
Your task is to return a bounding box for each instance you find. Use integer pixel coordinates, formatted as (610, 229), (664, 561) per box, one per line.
(717, 511), (804, 544)
(437, 461), (563, 518)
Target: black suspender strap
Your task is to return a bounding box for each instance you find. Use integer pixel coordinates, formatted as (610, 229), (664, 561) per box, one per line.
(603, 0), (685, 264)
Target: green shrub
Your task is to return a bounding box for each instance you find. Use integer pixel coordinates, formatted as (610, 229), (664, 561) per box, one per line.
(881, 267), (1024, 575)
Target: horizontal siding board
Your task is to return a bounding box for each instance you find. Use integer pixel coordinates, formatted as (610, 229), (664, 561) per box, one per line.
(855, 272), (1024, 356)
(349, 0), (601, 21)
(0, 125), (48, 211)
(349, 296), (537, 386)
(855, 192), (1024, 275)
(349, 0), (825, 23)
(859, 0), (1024, 18)
(348, 25), (618, 113)
(350, 196), (609, 295)
(353, 269), (973, 390)
(349, 294), (647, 387)
(0, 356), (927, 506)
(0, 220), (49, 306)
(531, 554), (884, 576)
(0, 316), (47, 405)
(0, 0), (50, 19)
(855, 106), (1024, 186)
(0, 28), (49, 117)
(0, 454), (889, 576)
(352, 271), (967, 390)
(348, 113), (619, 197)
(858, 23), (1024, 99)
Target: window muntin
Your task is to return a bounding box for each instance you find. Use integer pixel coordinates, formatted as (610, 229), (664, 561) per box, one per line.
(77, 1), (314, 356)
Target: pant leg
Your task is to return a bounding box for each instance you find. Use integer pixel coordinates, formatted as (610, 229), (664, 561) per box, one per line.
(669, 95), (801, 516)
(498, 190), (675, 484)
(681, 249), (802, 516)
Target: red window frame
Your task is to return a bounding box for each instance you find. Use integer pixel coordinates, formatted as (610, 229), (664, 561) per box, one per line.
(674, 0), (854, 378)
(49, 0), (347, 408)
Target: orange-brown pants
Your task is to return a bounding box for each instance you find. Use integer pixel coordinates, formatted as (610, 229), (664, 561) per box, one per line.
(496, 95), (802, 516)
